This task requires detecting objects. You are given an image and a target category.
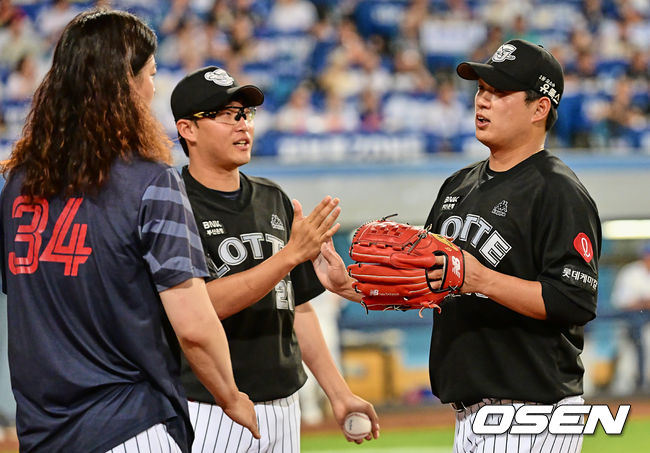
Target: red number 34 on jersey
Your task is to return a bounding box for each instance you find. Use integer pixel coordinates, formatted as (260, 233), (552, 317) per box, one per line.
(8, 196), (93, 276)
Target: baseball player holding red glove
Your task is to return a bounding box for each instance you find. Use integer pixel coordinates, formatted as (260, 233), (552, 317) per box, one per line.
(314, 40), (600, 453)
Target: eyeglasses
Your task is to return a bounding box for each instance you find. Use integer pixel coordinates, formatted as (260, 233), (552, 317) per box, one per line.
(190, 106), (256, 125)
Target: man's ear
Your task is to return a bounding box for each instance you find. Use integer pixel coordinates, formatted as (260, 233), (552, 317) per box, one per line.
(176, 119), (196, 144)
(532, 96), (551, 124)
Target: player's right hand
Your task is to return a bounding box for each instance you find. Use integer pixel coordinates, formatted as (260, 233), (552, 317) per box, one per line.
(287, 196), (341, 263)
(223, 391), (261, 439)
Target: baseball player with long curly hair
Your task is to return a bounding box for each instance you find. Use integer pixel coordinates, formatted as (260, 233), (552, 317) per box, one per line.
(0, 10), (258, 453)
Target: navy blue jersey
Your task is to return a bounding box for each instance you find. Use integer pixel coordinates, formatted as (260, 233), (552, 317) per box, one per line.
(0, 159), (209, 453)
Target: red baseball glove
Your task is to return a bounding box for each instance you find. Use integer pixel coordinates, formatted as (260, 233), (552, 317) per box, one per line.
(347, 220), (464, 314)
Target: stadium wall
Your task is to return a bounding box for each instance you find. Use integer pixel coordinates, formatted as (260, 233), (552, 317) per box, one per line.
(246, 153), (650, 226)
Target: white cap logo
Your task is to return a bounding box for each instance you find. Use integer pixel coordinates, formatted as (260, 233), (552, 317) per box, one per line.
(204, 68), (234, 86)
(491, 44), (517, 63)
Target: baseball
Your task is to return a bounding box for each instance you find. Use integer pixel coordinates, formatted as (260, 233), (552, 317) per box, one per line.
(343, 412), (372, 440)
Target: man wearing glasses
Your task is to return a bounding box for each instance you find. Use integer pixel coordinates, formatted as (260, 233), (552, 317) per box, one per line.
(170, 67), (378, 453)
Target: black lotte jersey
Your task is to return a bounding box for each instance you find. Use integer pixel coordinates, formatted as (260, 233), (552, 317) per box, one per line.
(425, 150), (601, 404)
(180, 167), (324, 402)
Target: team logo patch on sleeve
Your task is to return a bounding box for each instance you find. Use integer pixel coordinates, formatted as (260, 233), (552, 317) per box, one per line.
(573, 233), (594, 263)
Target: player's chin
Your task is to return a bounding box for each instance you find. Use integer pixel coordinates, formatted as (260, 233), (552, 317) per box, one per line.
(235, 150), (252, 164)
(475, 132), (496, 148)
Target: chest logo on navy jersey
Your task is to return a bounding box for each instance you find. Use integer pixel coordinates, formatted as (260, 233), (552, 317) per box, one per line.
(202, 220), (225, 236)
(441, 196), (461, 211)
(491, 200), (508, 217)
(270, 214), (285, 231)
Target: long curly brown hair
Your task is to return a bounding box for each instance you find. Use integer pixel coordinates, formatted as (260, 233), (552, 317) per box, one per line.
(3, 8), (172, 199)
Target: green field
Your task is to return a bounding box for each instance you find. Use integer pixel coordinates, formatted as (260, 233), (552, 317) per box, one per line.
(301, 418), (650, 452)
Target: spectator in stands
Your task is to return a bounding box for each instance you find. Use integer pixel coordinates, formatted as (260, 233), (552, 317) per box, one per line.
(392, 47), (435, 93)
(600, 76), (647, 148)
(228, 12), (257, 62)
(611, 242), (650, 390)
(598, 9), (640, 60)
(505, 14), (540, 44)
(204, 15), (232, 62)
(383, 91), (434, 133)
(275, 82), (321, 134)
(352, 49), (392, 95)
(319, 49), (358, 99)
(0, 10), (44, 68)
(206, 0), (235, 31)
(157, 17), (209, 67)
(581, 0), (606, 34)
(573, 49), (600, 89)
(396, 0), (428, 53)
(336, 17), (367, 67)
(308, 12), (338, 74)
(359, 88), (383, 132)
(159, 0), (194, 36)
(426, 78), (468, 146)
(567, 26), (595, 66)
(558, 50), (602, 148)
(5, 54), (41, 100)
(35, 0), (80, 44)
(627, 48), (650, 83)
(320, 90), (359, 133)
(267, 0), (317, 33)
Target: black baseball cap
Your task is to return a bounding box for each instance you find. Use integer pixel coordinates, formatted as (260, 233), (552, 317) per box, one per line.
(170, 66), (264, 121)
(456, 39), (564, 107)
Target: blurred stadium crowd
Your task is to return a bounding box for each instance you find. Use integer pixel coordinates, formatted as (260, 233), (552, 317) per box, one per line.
(0, 0), (649, 159)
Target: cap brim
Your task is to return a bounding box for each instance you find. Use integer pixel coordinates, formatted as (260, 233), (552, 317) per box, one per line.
(226, 85), (264, 107)
(457, 62), (529, 91)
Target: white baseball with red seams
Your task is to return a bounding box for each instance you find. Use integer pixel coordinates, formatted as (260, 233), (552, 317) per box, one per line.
(343, 412), (372, 440)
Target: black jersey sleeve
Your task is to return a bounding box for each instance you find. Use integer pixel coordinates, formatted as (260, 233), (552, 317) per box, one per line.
(534, 172), (601, 324)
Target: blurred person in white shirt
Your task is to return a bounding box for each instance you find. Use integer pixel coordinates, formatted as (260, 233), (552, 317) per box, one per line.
(612, 243), (650, 312)
(611, 242), (650, 391)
